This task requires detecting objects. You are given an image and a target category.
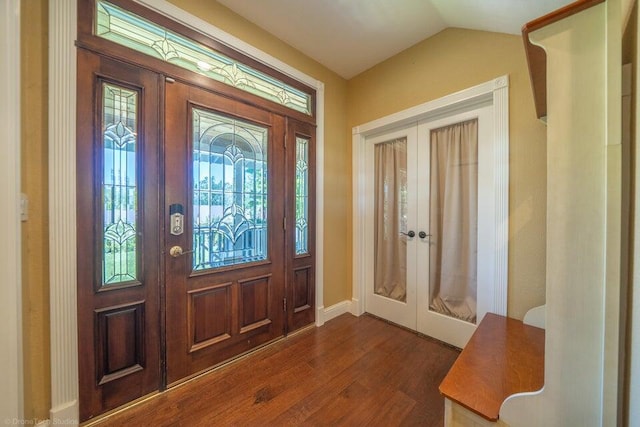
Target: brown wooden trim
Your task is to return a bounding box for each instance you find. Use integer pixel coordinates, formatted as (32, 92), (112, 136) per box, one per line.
(157, 72), (168, 392)
(522, 0), (605, 119)
(439, 313), (545, 421)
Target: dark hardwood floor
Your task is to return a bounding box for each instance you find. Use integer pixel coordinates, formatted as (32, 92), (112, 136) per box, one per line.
(91, 313), (460, 426)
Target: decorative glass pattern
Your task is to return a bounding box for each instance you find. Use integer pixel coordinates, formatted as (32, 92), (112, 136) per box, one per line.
(102, 83), (139, 285)
(295, 136), (309, 255)
(192, 108), (268, 270)
(95, 0), (312, 115)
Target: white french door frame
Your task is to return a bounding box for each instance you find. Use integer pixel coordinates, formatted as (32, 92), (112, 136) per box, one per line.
(351, 76), (509, 325)
(49, 1), (325, 423)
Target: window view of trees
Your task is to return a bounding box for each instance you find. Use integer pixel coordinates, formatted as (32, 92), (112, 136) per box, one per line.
(192, 110), (268, 270)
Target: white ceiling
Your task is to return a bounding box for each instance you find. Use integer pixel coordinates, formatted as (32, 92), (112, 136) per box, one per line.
(216, 0), (574, 79)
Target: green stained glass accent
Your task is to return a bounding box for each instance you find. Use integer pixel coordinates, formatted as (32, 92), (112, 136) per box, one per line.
(295, 136), (309, 255)
(192, 108), (269, 270)
(96, 0), (312, 115)
(102, 83), (139, 285)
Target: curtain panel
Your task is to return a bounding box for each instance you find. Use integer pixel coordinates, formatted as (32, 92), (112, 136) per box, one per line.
(429, 119), (478, 323)
(374, 138), (408, 302)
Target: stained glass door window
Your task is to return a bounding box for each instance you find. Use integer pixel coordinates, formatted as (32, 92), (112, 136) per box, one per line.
(295, 136), (309, 255)
(101, 83), (139, 285)
(192, 109), (268, 270)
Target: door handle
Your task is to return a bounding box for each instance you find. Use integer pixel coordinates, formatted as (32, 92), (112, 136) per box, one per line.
(169, 245), (193, 258)
(419, 231), (431, 239)
(400, 230), (416, 238)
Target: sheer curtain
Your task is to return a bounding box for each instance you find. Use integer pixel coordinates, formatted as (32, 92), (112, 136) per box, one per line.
(429, 119), (478, 323)
(374, 138), (407, 302)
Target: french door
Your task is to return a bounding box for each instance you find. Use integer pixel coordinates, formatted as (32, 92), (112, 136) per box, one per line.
(364, 125), (419, 329)
(77, 50), (315, 420)
(364, 106), (493, 349)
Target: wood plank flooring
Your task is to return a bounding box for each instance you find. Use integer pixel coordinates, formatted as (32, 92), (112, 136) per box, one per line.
(91, 313), (460, 426)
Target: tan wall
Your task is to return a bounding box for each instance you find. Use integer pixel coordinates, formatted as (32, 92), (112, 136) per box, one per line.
(347, 28), (548, 319)
(167, 0), (352, 307)
(21, 0), (50, 421)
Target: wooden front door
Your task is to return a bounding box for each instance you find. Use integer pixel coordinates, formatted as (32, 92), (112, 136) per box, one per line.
(164, 80), (287, 384)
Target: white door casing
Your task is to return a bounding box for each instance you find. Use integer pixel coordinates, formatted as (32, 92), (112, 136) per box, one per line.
(352, 77), (509, 344)
(1, 0), (23, 421)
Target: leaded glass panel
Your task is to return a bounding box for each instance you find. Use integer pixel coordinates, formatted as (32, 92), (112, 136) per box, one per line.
(102, 83), (139, 285)
(95, 0), (312, 115)
(192, 108), (268, 270)
(295, 136), (309, 255)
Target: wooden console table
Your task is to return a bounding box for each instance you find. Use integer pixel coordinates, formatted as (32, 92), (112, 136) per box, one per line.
(439, 313), (545, 424)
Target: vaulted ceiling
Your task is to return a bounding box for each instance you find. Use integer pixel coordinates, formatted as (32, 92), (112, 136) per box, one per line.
(216, 0), (574, 79)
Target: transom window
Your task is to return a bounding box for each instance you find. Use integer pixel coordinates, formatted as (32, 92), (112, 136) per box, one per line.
(95, 0), (312, 115)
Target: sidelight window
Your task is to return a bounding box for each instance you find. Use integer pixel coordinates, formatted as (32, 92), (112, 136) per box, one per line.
(295, 136), (309, 255)
(101, 83), (139, 285)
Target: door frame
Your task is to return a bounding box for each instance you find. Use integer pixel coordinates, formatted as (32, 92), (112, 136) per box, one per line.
(48, 0), (325, 422)
(351, 76), (509, 323)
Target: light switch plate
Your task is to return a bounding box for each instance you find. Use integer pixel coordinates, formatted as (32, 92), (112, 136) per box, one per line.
(20, 193), (28, 222)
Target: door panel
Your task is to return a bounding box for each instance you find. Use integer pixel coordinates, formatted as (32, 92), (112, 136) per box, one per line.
(416, 107), (493, 348)
(286, 119), (316, 331)
(364, 125), (418, 330)
(77, 49), (161, 421)
(164, 81), (286, 384)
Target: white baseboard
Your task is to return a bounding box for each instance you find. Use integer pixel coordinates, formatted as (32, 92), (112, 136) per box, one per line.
(322, 300), (353, 323)
(49, 399), (78, 426)
(350, 298), (364, 316)
(315, 305), (325, 326)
